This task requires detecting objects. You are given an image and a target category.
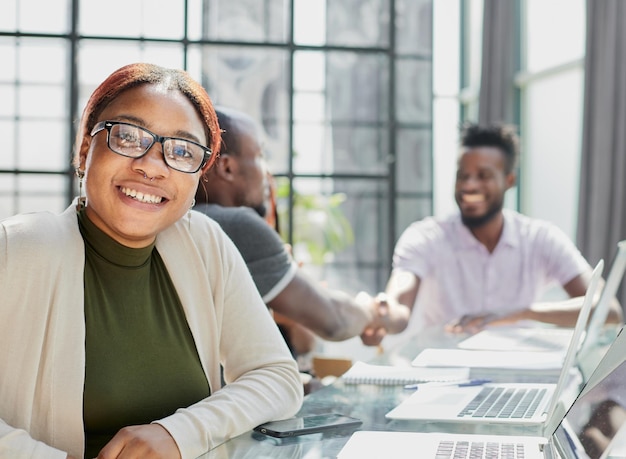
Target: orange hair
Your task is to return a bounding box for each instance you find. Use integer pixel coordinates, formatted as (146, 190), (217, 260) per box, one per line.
(73, 63), (221, 171)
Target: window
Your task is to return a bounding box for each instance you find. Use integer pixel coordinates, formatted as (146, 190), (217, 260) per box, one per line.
(0, 0), (433, 294)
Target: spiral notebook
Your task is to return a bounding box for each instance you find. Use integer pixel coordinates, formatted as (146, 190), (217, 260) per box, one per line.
(341, 361), (470, 386)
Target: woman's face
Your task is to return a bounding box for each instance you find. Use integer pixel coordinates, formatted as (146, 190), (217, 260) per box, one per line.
(79, 84), (206, 248)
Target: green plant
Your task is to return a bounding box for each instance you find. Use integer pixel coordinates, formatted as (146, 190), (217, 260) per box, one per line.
(275, 179), (354, 265)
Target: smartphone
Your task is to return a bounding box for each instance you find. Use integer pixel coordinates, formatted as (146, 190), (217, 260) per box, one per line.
(253, 413), (362, 438)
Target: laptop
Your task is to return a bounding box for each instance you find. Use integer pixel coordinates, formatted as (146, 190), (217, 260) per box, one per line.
(458, 240), (626, 355)
(338, 325), (626, 459)
(385, 260), (604, 426)
(577, 240), (626, 358)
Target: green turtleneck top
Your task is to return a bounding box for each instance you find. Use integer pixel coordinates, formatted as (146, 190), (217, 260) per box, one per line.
(78, 211), (210, 458)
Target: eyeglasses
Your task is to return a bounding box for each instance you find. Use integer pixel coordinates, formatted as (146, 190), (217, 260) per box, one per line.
(90, 120), (211, 173)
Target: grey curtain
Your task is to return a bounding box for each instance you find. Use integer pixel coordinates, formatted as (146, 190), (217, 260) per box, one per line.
(577, 0), (626, 308)
(478, 0), (517, 125)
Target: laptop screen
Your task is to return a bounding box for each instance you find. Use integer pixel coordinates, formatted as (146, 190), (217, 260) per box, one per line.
(559, 348), (626, 459)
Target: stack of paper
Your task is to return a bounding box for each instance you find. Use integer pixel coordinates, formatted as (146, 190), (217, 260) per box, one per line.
(411, 348), (566, 382)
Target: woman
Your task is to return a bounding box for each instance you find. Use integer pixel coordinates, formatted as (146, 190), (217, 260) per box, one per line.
(0, 63), (303, 459)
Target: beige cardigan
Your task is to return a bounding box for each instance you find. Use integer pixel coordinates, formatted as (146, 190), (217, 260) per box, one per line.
(0, 204), (303, 459)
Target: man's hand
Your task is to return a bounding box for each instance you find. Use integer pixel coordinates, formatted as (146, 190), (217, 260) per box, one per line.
(360, 293), (390, 346)
(358, 292), (411, 346)
(96, 424), (181, 459)
(445, 311), (525, 334)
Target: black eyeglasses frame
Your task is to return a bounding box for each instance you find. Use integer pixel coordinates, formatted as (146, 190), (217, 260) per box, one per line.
(90, 120), (211, 174)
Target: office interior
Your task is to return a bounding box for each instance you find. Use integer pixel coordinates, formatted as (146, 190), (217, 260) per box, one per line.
(1, 0), (624, 352)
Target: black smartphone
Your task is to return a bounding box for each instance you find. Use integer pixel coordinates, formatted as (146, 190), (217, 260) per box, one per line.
(253, 413), (362, 438)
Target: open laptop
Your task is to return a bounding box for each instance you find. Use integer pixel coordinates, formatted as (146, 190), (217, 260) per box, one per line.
(458, 240), (626, 355)
(577, 240), (626, 358)
(338, 326), (626, 459)
(385, 260), (604, 426)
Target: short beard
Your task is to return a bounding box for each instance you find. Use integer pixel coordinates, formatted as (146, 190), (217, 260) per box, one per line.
(460, 200), (503, 228)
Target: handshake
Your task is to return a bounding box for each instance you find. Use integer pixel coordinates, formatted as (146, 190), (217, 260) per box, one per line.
(355, 292), (411, 347)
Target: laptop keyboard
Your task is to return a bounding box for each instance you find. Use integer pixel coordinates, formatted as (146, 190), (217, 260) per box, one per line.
(435, 440), (525, 459)
(458, 386), (547, 419)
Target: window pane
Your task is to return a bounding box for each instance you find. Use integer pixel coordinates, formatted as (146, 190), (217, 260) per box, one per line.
(525, 0), (585, 72)
(0, 1), (17, 32)
(0, 121), (16, 169)
(0, 38), (17, 80)
(326, 0), (390, 47)
(80, 0), (186, 39)
(201, 0), (290, 43)
(19, 85), (66, 118)
(396, 0), (432, 56)
(17, 174), (69, 214)
(522, 69), (584, 240)
(292, 122), (389, 175)
(396, 58), (432, 124)
(286, 177), (390, 292)
(396, 128), (432, 193)
(293, 0), (326, 45)
(462, 0), (484, 93)
(294, 0), (391, 47)
(294, 52), (326, 92)
(18, 120), (68, 171)
(326, 51), (390, 123)
(197, 45), (290, 174)
(18, 38), (68, 84)
(329, 125), (389, 175)
(0, 86), (16, 117)
(0, 174), (68, 219)
(77, 41), (186, 113)
(3, 0), (70, 34)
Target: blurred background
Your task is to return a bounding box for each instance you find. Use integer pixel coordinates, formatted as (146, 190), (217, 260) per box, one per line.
(4, 1), (618, 361)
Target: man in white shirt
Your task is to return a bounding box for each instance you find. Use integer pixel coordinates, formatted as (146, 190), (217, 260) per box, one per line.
(382, 123), (622, 343)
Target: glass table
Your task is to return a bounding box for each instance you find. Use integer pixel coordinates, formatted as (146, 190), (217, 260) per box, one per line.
(197, 326), (615, 459)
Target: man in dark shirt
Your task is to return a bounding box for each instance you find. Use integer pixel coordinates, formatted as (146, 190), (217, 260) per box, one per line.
(195, 107), (409, 356)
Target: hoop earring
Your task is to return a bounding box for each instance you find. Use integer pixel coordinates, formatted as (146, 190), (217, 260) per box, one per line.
(188, 198), (196, 229)
(75, 169), (86, 212)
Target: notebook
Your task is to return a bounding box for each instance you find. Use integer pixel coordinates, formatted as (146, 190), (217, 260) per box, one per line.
(458, 239), (626, 355)
(340, 361), (470, 386)
(385, 260), (604, 426)
(338, 324), (626, 459)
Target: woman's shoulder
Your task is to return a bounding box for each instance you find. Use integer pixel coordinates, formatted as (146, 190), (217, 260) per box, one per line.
(1, 206), (78, 243)
(0, 206), (81, 268)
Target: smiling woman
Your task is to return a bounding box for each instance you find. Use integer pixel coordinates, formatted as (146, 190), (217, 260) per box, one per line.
(0, 63), (303, 459)
(78, 84), (209, 248)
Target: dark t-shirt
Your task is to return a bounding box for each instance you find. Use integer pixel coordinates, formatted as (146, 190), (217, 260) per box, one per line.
(194, 204), (296, 302)
(78, 211), (210, 458)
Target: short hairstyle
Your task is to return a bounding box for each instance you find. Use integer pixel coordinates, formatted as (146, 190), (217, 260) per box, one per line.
(73, 63), (221, 170)
(460, 122), (520, 174)
(213, 107), (260, 159)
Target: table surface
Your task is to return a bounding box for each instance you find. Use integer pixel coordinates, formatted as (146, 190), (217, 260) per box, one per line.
(197, 327), (613, 459)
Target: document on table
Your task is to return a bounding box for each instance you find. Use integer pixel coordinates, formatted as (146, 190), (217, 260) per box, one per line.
(412, 348), (566, 370)
(341, 361), (470, 385)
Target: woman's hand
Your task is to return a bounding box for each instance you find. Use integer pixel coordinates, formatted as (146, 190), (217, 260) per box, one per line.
(96, 424), (181, 459)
